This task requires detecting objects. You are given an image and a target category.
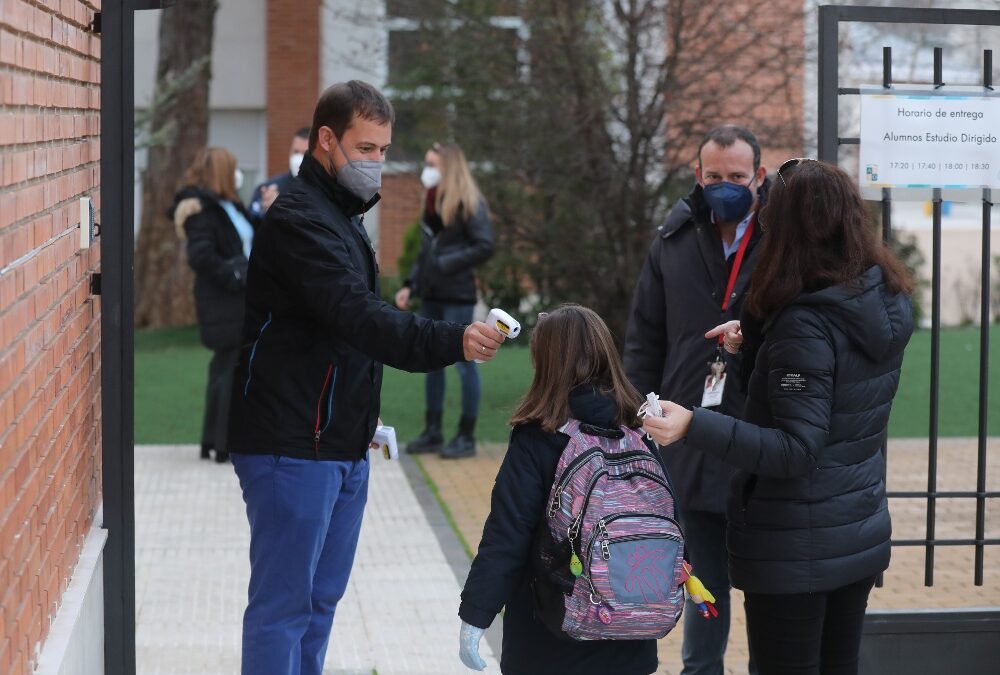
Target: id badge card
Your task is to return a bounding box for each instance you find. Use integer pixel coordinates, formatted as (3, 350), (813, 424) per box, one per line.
(701, 358), (726, 408)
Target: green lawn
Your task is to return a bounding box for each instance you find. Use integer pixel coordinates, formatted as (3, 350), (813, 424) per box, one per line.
(134, 326), (999, 444)
(134, 326), (531, 444)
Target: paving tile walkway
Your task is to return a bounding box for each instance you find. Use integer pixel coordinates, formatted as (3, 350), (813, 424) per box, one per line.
(418, 437), (1000, 675)
(134, 445), (499, 674)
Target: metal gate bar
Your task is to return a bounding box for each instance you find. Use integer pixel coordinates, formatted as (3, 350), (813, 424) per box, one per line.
(818, 5), (1000, 587)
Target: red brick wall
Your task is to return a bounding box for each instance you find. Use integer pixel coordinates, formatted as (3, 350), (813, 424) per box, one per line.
(0, 1), (103, 674)
(665, 0), (805, 171)
(265, 0), (320, 177)
(378, 172), (422, 278)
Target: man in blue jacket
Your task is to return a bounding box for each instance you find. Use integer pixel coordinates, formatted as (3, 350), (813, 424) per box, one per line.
(227, 80), (505, 675)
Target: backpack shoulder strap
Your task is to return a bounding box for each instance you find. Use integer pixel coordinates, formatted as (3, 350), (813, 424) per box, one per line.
(557, 418), (582, 436)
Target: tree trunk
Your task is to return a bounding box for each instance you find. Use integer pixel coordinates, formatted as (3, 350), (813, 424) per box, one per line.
(134, 2), (218, 328)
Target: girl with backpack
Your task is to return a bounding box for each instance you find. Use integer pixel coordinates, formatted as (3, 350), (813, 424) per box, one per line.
(642, 160), (914, 675)
(458, 304), (674, 675)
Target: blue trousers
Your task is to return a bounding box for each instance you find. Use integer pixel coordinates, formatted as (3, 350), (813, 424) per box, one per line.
(680, 509), (757, 675)
(420, 301), (480, 417)
(231, 452), (369, 675)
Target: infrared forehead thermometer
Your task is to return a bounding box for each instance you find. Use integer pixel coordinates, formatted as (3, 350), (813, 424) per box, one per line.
(487, 308), (521, 339)
(474, 308), (520, 363)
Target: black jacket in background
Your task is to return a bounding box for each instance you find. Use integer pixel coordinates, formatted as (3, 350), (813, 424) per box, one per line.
(227, 154), (467, 461)
(460, 387), (658, 675)
(249, 170), (294, 217)
(686, 266), (914, 594)
(404, 199), (494, 304)
(624, 182), (767, 514)
(170, 186), (256, 350)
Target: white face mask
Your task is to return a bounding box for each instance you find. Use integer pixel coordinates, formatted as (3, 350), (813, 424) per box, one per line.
(289, 152), (304, 177)
(234, 168), (244, 191)
(420, 166), (441, 189)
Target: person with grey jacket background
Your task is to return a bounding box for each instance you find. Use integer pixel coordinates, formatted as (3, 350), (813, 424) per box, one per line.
(395, 142), (495, 459)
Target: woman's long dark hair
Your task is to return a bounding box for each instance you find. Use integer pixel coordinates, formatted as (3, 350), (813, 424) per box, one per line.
(747, 160), (913, 318)
(511, 304), (643, 433)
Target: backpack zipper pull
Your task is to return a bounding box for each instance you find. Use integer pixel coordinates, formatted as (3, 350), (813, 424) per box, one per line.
(549, 490), (562, 517)
(601, 540), (611, 560)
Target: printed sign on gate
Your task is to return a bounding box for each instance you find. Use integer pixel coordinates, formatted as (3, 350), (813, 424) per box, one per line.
(859, 89), (1000, 190)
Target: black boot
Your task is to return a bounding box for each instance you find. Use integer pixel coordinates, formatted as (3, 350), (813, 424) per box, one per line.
(440, 415), (476, 459)
(200, 443), (213, 460)
(406, 411), (444, 454)
(214, 450), (230, 463)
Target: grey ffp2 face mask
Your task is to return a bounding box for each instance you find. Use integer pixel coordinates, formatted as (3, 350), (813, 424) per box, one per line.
(329, 140), (382, 203)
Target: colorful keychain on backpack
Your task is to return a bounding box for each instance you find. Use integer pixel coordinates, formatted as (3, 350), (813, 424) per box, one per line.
(681, 562), (718, 619)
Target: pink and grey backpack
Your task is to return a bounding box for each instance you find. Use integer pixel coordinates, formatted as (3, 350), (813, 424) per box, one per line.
(532, 419), (686, 641)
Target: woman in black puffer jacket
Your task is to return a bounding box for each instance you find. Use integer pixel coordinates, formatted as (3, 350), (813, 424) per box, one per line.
(169, 147), (257, 463)
(395, 143), (494, 459)
(643, 160), (914, 675)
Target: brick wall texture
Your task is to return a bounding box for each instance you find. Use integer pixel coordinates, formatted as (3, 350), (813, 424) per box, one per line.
(265, 0), (320, 178)
(377, 172), (421, 278)
(0, 1), (103, 674)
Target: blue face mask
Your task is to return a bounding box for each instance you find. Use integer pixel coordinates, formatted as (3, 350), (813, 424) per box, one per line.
(703, 177), (756, 222)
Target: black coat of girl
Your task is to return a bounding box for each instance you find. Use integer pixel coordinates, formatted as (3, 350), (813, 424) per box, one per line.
(170, 186), (257, 349)
(405, 199), (494, 304)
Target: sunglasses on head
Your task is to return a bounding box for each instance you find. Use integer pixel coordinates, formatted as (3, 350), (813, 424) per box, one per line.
(776, 157), (816, 187)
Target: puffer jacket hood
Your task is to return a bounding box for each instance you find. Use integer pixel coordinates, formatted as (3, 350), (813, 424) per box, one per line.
(795, 265), (913, 362)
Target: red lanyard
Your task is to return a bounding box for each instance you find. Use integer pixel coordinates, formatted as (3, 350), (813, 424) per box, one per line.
(718, 217), (755, 344)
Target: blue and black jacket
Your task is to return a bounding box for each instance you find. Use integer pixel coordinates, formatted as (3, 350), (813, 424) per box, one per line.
(227, 153), (467, 461)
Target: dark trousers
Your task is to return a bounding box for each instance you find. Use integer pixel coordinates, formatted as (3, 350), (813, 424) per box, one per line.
(743, 575), (877, 675)
(680, 510), (756, 675)
(419, 301), (480, 417)
(231, 453), (370, 675)
(201, 347), (239, 453)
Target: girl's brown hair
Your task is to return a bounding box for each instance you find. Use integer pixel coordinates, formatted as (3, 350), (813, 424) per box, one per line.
(748, 160), (913, 318)
(511, 304), (644, 433)
(430, 143), (483, 228)
(180, 147), (240, 202)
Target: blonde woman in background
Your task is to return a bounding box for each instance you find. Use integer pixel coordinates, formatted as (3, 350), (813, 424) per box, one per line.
(169, 147), (257, 463)
(395, 143), (495, 459)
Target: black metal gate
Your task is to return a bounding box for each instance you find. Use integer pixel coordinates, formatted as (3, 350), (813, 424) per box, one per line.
(100, 3), (174, 674)
(818, 6), (1000, 673)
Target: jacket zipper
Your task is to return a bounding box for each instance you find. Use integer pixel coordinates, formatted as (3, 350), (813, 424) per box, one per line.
(242, 312), (272, 396)
(314, 363), (335, 453)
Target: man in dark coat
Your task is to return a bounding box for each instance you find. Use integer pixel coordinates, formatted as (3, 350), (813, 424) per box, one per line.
(624, 125), (767, 675)
(248, 126), (310, 217)
(226, 81), (505, 675)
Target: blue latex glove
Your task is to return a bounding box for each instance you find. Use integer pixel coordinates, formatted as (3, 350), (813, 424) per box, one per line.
(459, 621), (487, 671)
